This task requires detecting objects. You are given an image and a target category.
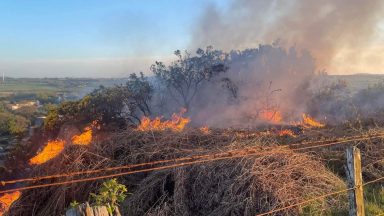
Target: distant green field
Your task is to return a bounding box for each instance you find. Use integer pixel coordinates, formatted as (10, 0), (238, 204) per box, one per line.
(0, 82), (60, 92)
(0, 75), (383, 98)
(0, 78), (128, 98)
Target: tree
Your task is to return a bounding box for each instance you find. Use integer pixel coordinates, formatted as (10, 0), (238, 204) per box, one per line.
(0, 112), (11, 134)
(0, 111), (29, 136)
(44, 105), (60, 131)
(151, 46), (228, 110)
(36, 92), (58, 104)
(13, 106), (38, 119)
(8, 115), (29, 136)
(123, 72), (153, 122)
(85, 86), (126, 123)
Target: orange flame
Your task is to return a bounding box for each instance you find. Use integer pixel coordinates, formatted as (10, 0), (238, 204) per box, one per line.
(91, 120), (101, 130)
(302, 114), (325, 128)
(29, 140), (65, 165)
(72, 127), (92, 145)
(260, 110), (282, 123)
(136, 112), (190, 132)
(199, 126), (210, 134)
(0, 191), (21, 215)
(278, 129), (296, 137)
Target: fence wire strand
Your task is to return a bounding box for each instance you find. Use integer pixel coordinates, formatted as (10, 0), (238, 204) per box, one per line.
(1, 132), (384, 215)
(2, 132), (383, 187)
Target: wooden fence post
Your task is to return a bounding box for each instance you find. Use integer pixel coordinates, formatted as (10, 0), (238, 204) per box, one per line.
(346, 146), (365, 216)
(65, 202), (121, 216)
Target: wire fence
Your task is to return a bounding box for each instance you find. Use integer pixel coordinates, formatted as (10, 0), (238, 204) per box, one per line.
(256, 172), (384, 216)
(255, 188), (353, 216)
(2, 132), (383, 187)
(1, 132), (384, 215)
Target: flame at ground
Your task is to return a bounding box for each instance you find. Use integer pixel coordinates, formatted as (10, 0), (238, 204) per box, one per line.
(72, 127), (92, 145)
(260, 110), (282, 123)
(29, 140), (65, 165)
(136, 112), (190, 132)
(200, 126), (210, 134)
(302, 114), (325, 128)
(278, 129), (296, 137)
(0, 191), (21, 215)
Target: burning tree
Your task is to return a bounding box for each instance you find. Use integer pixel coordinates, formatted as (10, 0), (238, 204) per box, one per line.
(151, 46), (229, 111)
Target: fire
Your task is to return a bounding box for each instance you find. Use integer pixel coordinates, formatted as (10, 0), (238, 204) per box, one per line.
(72, 127), (92, 145)
(136, 113), (190, 132)
(278, 129), (296, 137)
(91, 120), (101, 130)
(0, 191), (21, 215)
(29, 139), (65, 165)
(302, 114), (325, 128)
(260, 110), (282, 123)
(200, 126), (210, 134)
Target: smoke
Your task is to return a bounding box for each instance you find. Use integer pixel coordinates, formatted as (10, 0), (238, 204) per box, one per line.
(192, 45), (317, 127)
(148, 0), (384, 128)
(151, 45), (318, 127)
(192, 0), (384, 73)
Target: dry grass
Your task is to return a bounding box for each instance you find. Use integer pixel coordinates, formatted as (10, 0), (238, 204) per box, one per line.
(7, 127), (347, 216)
(126, 150), (345, 216)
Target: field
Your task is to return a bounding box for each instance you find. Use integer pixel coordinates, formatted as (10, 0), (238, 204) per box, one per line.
(0, 77), (129, 98)
(0, 74), (382, 98)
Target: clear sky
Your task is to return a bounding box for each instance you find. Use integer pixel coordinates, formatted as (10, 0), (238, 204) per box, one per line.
(0, 0), (229, 77)
(1, 0), (383, 77)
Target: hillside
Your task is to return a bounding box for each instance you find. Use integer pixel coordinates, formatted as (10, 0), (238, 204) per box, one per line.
(2, 47), (384, 215)
(1, 116), (384, 215)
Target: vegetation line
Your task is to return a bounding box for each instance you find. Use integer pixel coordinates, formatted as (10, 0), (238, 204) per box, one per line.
(2, 132), (384, 186)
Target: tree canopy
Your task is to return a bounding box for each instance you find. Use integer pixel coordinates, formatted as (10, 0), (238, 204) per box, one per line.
(151, 46), (228, 110)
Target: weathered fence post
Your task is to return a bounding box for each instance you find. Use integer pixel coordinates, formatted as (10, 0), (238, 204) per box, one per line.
(346, 146), (365, 216)
(65, 202), (121, 216)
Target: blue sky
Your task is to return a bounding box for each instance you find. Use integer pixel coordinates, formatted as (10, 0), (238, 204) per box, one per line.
(1, 1), (383, 77)
(0, 0), (230, 77)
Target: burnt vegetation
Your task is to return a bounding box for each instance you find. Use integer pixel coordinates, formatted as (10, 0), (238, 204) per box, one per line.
(43, 44), (319, 131)
(5, 44), (384, 215)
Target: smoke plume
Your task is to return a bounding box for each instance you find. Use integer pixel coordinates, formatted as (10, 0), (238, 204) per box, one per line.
(192, 0), (384, 73)
(151, 0), (384, 128)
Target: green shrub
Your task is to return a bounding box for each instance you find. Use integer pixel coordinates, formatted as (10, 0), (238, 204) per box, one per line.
(8, 115), (29, 135)
(69, 200), (80, 209)
(0, 111), (29, 136)
(90, 178), (128, 214)
(365, 184), (384, 215)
